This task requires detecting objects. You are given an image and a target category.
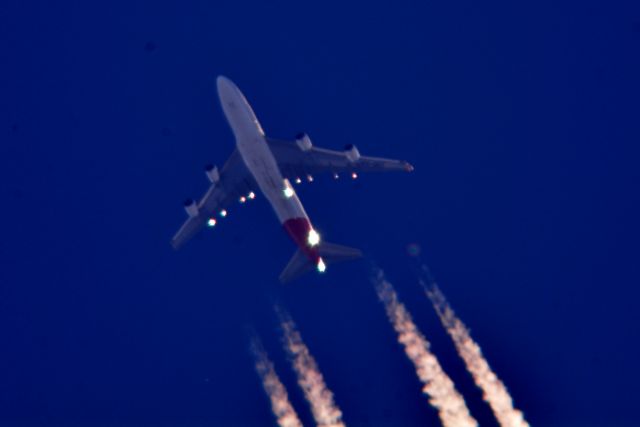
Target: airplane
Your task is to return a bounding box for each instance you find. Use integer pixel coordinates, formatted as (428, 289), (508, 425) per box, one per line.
(171, 76), (413, 282)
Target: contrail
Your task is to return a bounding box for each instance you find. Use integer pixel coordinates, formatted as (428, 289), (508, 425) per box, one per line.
(372, 269), (478, 427)
(277, 308), (346, 427)
(249, 334), (304, 427)
(421, 267), (530, 427)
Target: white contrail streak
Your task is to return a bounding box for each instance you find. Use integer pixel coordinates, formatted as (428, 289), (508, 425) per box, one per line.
(250, 335), (304, 427)
(277, 308), (345, 427)
(424, 278), (530, 427)
(372, 269), (478, 427)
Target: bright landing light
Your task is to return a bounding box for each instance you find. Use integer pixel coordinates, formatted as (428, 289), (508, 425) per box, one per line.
(317, 258), (326, 273)
(220, 209), (227, 217)
(207, 218), (217, 227)
(248, 192), (256, 199)
(307, 229), (320, 246)
(284, 187), (294, 198)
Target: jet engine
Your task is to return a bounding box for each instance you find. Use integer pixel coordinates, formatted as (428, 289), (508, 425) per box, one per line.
(184, 199), (198, 217)
(295, 133), (313, 152)
(204, 164), (220, 183)
(344, 144), (360, 162)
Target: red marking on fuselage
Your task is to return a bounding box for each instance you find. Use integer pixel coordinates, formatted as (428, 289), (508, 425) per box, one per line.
(282, 217), (320, 263)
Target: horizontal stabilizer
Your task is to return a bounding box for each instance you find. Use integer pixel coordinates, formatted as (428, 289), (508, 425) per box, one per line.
(279, 242), (362, 283)
(280, 249), (315, 283)
(318, 242), (363, 262)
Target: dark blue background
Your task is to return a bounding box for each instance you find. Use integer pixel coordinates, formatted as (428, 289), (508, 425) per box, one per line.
(2, 1), (639, 426)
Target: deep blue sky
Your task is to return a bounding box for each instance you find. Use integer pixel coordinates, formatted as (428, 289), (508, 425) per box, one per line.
(2, 1), (639, 426)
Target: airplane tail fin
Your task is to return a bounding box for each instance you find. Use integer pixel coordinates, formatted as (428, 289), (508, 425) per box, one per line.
(279, 242), (362, 283)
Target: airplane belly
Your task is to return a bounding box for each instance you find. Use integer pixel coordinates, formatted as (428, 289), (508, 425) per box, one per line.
(217, 76), (318, 262)
(238, 135), (308, 224)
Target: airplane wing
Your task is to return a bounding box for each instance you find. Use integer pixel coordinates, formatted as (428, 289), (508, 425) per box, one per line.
(266, 137), (413, 179)
(171, 149), (257, 249)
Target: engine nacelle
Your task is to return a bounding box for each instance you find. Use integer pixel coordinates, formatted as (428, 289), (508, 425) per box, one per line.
(344, 144), (360, 162)
(204, 164), (220, 183)
(183, 199), (198, 217)
(295, 132), (313, 152)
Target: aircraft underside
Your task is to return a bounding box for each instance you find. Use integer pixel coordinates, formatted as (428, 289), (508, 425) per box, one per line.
(172, 76), (413, 282)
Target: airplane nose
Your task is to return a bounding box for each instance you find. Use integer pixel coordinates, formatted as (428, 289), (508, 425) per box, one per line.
(217, 75), (235, 96)
(216, 75), (228, 87)
(216, 75), (264, 137)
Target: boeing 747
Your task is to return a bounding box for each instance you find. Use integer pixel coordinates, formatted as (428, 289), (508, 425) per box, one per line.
(172, 76), (413, 282)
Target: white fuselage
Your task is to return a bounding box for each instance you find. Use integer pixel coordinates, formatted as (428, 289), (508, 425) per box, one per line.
(216, 76), (323, 265)
(216, 76), (308, 224)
